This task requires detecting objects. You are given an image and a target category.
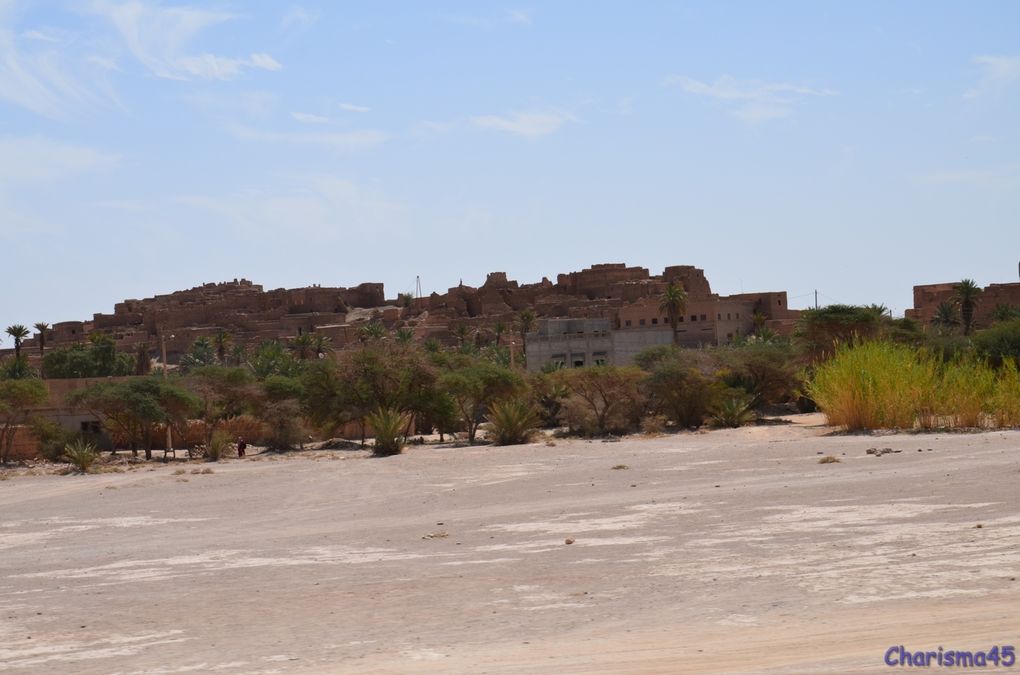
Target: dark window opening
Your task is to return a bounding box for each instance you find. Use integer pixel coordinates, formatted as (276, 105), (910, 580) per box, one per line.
(700, 314), (707, 321)
(690, 315), (697, 322)
(639, 319), (646, 326)
(651, 318), (658, 325)
(573, 359), (585, 368)
(625, 320), (631, 327)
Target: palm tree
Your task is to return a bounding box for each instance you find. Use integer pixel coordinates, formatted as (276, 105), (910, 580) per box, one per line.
(750, 312), (767, 335)
(454, 323), (471, 348)
(516, 308), (536, 366)
(357, 322), (386, 345)
(33, 322), (50, 356)
(212, 330), (231, 364)
(230, 343), (248, 367)
(312, 333), (332, 357)
(493, 321), (507, 346)
(5, 325), (29, 360)
(394, 328), (414, 345)
(953, 279), (983, 336)
(991, 303), (1019, 323)
(658, 282), (689, 346)
(931, 301), (960, 333)
(290, 333), (315, 360)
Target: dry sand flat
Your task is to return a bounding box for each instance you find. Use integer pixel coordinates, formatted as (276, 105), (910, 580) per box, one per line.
(1, 416), (1019, 674)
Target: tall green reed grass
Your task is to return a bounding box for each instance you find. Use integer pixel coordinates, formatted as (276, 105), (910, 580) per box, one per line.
(810, 341), (1019, 431)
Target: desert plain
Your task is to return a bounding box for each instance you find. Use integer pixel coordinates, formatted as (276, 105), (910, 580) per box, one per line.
(1, 415), (1018, 674)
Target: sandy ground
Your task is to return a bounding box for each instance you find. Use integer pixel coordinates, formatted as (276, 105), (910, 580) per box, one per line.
(1, 415), (1019, 674)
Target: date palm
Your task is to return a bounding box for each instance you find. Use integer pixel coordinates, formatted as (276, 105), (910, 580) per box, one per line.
(931, 301), (960, 333)
(290, 333), (315, 360)
(953, 279), (982, 336)
(658, 282), (689, 346)
(212, 330), (231, 364)
(312, 333), (332, 357)
(33, 322), (50, 355)
(516, 309), (536, 367)
(5, 325), (29, 360)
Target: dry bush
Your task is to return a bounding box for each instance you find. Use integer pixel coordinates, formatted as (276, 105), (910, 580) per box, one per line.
(639, 414), (667, 435)
(221, 415), (267, 444)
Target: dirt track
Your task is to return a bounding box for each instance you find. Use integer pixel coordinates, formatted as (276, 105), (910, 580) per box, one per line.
(1, 416), (1018, 674)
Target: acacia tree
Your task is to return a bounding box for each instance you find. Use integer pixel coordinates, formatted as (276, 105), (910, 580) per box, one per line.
(186, 366), (257, 445)
(556, 365), (645, 435)
(437, 355), (522, 442)
(0, 378), (47, 463)
(5, 325), (29, 360)
(68, 378), (198, 459)
(659, 283), (689, 346)
(954, 279), (983, 336)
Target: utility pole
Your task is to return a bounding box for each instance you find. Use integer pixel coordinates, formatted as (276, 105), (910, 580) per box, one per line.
(160, 328), (173, 457)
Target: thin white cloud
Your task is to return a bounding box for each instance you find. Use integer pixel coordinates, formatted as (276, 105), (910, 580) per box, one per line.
(291, 111), (329, 124)
(338, 102), (371, 113)
(229, 125), (388, 150)
(507, 9), (532, 25)
(965, 55), (1020, 98)
(0, 28), (94, 118)
(21, 29), (61, 43)
(448, 10), (533, 28)
(470, 110), (575, 138)
(90, 1), (282, 81)
(177, 52), (281, 80)
(918, 164), (1020, 187)
(178, 174), (405, 239)
(282, 6), (319, 31)
(666, 74), (835, 123)
(0, 136), (120, 182)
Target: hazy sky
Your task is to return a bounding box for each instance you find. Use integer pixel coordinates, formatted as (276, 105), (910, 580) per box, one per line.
(1, 1), (1018, 332)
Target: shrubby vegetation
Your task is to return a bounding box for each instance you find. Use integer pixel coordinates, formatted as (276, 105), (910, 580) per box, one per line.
(4, 279), (1020, 460)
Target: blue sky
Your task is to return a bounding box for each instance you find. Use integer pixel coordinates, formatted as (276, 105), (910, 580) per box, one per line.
(1, 1), (1018, 331)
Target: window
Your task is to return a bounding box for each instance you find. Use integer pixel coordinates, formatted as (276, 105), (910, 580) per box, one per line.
(573, 359), (585, 368)
(651, 318), (658, 325)
(717, 313), (721, 320)
(727, 333), (733, 340)
(678, 316), (684, 322)
(639, 319), (646, 326)
(625, 319), (632, 327)
(736, 313), (740, 319)
(690, 315), (697, 322)
(727, 313), (731, 320)
(594, 358), (607, 366)
(700, 314), (707, 321)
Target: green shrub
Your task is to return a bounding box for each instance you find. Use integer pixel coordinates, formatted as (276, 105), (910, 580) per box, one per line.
(640, 414), (667, 435)
(810, 341), (939, 430)
(206, 430), (230, 462)
(62, 438), (98, 473)
(992, 359), (1020, 427)
(974, 319), (1020, 367)
(709, 396), (756, 428)
(367, 407), (407, 456)
(935, 359), (996, 428)
(485, 398), (538, 445)
(29, 418), (76, 462)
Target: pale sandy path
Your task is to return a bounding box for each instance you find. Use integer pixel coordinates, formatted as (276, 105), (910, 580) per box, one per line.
(1, 417), (1018, 673)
